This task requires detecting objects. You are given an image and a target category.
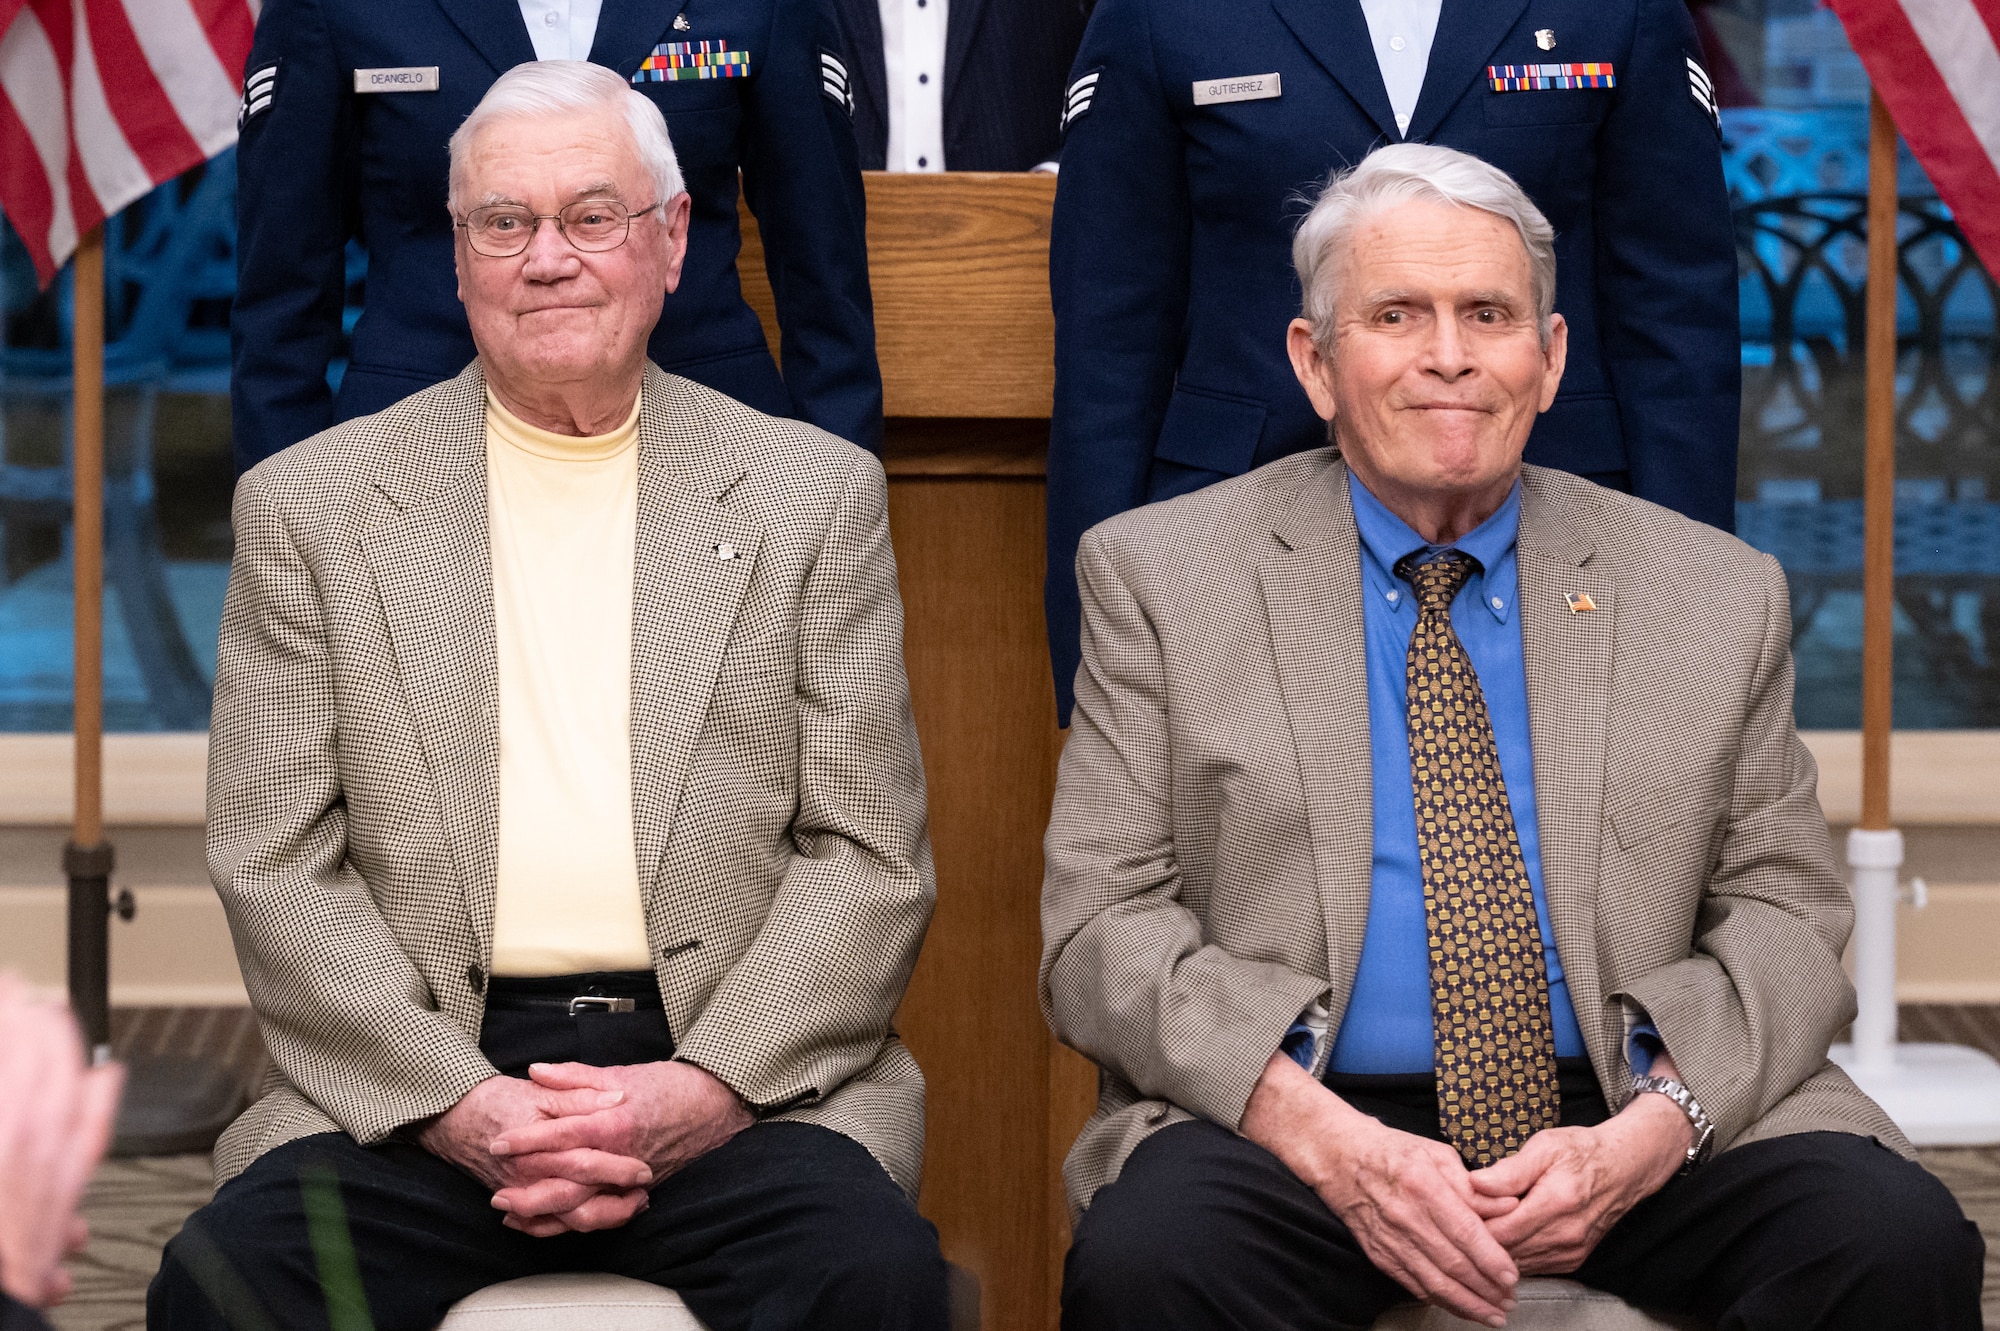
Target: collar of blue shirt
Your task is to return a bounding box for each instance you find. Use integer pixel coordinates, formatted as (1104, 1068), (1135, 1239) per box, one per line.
(1347, 471), (1521, 624)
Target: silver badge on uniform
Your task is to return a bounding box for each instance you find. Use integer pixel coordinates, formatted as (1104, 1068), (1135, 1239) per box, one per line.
(673, 12), (691, 30)
(354, 66), (441, 93)
(1535, 28), (1556, 50)
(1192, 72), (1282, 106)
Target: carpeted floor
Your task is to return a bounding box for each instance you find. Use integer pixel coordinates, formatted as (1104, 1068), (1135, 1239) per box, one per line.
(39, 1007), (2000, 1330)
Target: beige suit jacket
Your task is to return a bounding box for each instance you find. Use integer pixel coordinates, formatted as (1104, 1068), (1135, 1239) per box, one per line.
(1041, 452), (1906, 1217)
(208, 363), (935, 1193)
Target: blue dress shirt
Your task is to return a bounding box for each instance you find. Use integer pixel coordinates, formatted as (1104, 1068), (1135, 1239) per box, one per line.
(1326, 477), (1589, 1074)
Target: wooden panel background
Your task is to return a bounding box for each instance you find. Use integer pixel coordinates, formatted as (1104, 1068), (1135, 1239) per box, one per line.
(741, 175), (1093, 1331)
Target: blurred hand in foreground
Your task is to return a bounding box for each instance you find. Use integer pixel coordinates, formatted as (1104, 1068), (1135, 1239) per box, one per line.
(0, 974), (123, 1309)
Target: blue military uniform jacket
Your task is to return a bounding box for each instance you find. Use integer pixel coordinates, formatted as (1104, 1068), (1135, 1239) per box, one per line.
(1046, 0), (1740, 720)
(232, 0), (881, 472)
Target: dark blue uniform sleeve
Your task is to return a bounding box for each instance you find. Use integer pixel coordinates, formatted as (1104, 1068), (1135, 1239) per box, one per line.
(1045, 0), (1189, 724)
(230, 0), (355, 474)
(740, 0), (883, 452)
(1592, 0), (1740, 532)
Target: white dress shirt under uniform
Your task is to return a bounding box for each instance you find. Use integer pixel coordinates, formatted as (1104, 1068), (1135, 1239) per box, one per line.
(1358, 0), (1442, 136)
(878, 0), (948, 170)
(518, 0), (604, 62)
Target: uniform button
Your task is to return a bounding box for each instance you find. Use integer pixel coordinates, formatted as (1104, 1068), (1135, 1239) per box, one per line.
(917, 156), (928, 167)
(918, 72), (929, 84)
(543, 9), (558, 23)
(1390, 34), (1406, 51)
(467, 963), (486, 995)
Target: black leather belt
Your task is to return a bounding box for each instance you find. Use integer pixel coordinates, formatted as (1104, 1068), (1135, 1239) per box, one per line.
(483, 971), (663, 1016)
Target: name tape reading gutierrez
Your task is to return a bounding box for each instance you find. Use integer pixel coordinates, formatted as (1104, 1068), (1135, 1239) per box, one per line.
(1192, 72), (1282, 106)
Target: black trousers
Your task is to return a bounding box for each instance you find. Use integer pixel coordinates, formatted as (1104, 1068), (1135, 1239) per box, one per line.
(1064, 1063), (1985, 1331)
(147, 976), (948, 1331)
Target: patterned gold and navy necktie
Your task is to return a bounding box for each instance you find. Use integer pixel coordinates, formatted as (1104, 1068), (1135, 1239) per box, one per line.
(1397, 550), (1559, 1167)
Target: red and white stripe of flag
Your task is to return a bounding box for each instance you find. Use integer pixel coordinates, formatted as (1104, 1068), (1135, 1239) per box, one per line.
(0, 0), (257, 287)
(1830, 0), (2000, 276)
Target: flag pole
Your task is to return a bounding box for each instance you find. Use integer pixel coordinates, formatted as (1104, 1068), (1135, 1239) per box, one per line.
(1845, 88), (1901, 1073)
(66, 225), (115, 1062)
(1829, 90), (2000, 1143)
(64, 218), (242, 1152)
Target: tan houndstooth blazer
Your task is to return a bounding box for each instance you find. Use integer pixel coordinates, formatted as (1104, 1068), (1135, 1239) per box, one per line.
(1041, 451), (1908, 1218)
(207, 362), (934, 1193)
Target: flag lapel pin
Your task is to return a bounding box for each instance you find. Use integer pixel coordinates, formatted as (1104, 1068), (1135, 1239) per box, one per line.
(1566, 592), (1597, 614)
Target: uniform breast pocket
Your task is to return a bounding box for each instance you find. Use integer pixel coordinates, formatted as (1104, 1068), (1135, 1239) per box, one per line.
(1482, 87), (1609, 128)
(637, 86), (743, 166)
(1153, 383), (1268, 477)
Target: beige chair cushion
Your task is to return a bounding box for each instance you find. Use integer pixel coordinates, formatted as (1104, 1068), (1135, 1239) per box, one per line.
(438, 1262), (980, 1331)
(436, 1273), (710, 1331)
(1372, 1278), (1707, 1330)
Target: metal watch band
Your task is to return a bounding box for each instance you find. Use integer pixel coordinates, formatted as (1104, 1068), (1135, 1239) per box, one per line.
(1631, 1074), (1715, 1167)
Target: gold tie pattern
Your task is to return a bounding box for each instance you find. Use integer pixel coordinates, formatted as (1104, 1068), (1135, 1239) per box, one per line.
(1397, 551), (1559, 1167)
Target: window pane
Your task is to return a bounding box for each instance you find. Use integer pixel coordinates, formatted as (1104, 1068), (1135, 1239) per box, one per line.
(1714, 0), (2000, 727)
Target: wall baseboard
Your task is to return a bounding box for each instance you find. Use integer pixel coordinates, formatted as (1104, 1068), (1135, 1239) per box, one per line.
(0, 734), (207, 825)
(2, 730), (1998, 826)
(0, 884), (246, 1006)
(0, 731), (1994, 1005)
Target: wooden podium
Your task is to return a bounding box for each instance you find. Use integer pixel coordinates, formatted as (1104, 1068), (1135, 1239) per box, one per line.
(741, 173), (1096, 1331)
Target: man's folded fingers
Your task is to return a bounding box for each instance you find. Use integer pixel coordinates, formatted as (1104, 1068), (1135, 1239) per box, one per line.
(502, 1147), (652, 1187)
(535, 1085), (625, 1118)
(528, 1062), (616, 1092)
(554, 1188), (649, 1234)
(1388, 1241), (1508, 1328)
(501, 1213), (571, 1238)
(490, 1114), (611, 1157)
(491, 1176), (599, 1217)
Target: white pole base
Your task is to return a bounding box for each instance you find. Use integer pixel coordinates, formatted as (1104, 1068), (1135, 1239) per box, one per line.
(1829, 1041), (2000, 1145)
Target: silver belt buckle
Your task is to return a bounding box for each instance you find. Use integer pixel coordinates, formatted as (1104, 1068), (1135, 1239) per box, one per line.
(567, 995), (637, 1016)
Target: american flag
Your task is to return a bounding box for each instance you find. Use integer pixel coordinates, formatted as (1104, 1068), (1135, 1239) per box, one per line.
(0, 0), (256, 286)
(1829, 0), (2000, 274)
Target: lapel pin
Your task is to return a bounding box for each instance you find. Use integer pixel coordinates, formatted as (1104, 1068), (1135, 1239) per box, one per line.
(715, 541), (737, 561)
(1566, 591), (1596, 614)
(1536, 28), (1557, 50)
(673, 11), (691, 30)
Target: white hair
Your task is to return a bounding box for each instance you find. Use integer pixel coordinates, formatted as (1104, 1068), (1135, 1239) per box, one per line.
(447, 60), (684, 215)
(1292, 143), (1557, 350)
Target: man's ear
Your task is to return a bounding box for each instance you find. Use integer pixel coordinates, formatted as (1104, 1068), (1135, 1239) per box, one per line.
(1286, 319), (1338, 424)
(660, 192), (694, 296)
(1537, 312), (1568, 413)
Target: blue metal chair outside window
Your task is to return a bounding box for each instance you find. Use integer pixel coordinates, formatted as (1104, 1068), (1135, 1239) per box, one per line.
(0, 157), (238, 731)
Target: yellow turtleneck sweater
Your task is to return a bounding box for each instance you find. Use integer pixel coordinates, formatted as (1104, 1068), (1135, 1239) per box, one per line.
(485, 388), (650, 976)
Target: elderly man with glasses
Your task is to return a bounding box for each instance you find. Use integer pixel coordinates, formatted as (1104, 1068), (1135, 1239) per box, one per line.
(148, 60), (946, 1331)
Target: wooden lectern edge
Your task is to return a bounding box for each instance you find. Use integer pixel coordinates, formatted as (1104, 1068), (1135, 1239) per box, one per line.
(882, 417), (1050, 479)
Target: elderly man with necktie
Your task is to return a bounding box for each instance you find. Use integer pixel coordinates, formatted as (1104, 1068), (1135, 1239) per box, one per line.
(1040, 142), (1982, 1331)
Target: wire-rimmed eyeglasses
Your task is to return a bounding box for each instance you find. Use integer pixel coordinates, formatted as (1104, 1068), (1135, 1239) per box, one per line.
(454, 198), (662, 257)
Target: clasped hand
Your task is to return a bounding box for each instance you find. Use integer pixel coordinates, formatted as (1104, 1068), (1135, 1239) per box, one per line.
(1242, 1053), (1691, 1328)
(419, 1060), (752, 1237)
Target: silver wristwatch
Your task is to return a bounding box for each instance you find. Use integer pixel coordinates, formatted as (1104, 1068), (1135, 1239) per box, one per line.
(1631, 1075), (1714, 1169)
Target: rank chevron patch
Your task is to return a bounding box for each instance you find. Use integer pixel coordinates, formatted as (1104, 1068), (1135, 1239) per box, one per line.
(1061, 67), (1101, 132)
(820, 49), (853, 113)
